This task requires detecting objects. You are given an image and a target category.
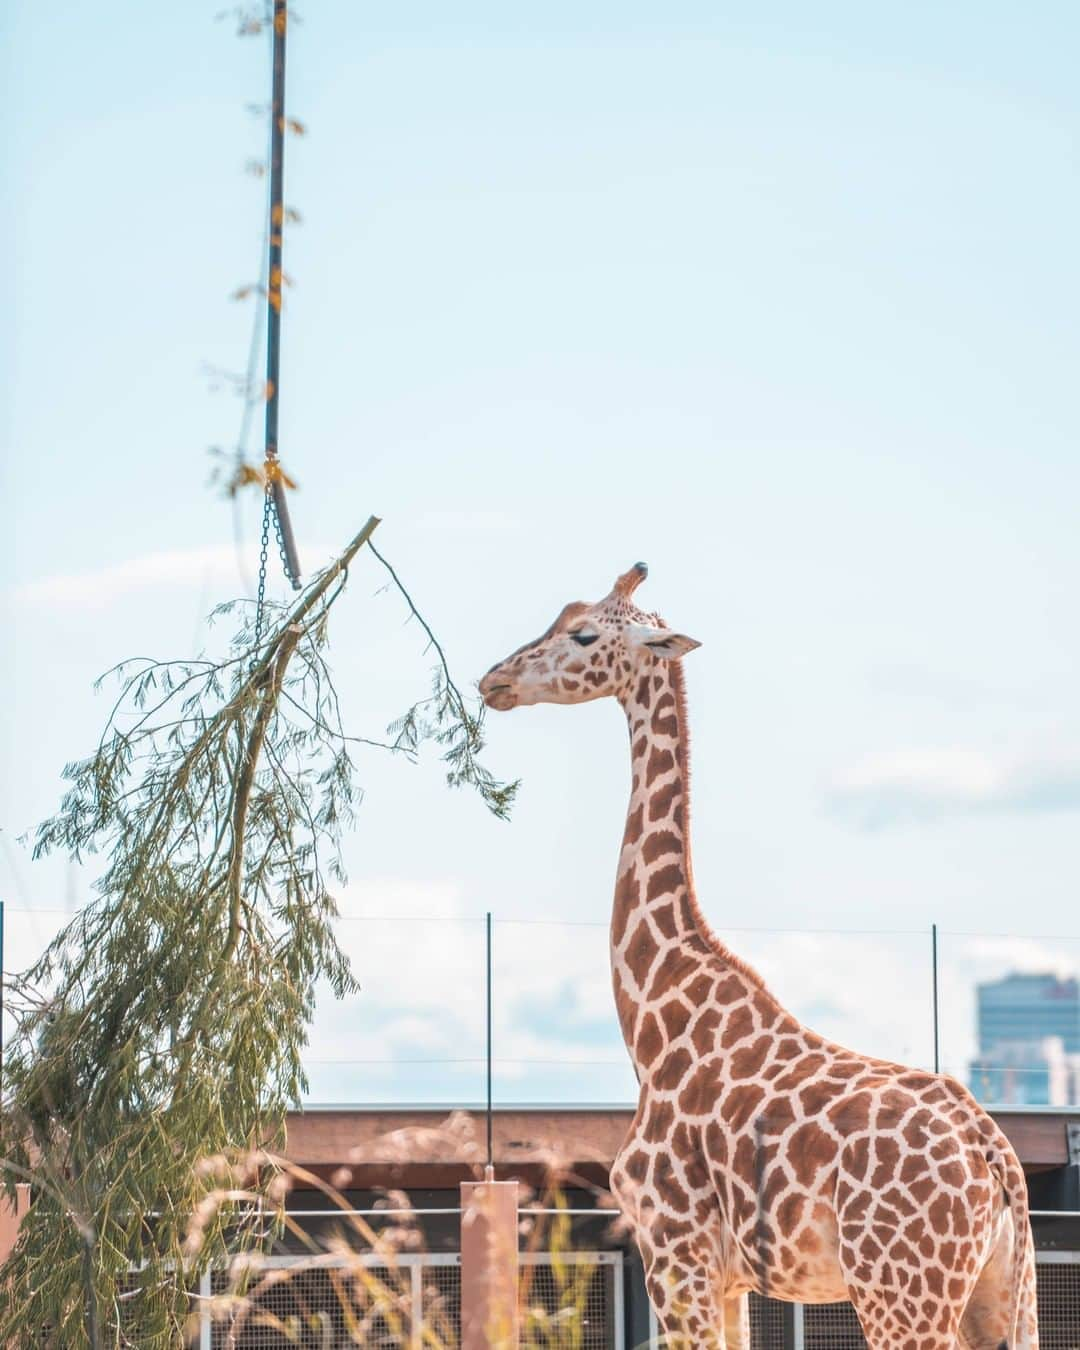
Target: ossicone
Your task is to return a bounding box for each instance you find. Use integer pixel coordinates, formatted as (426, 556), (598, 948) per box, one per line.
(613, 562), (648, 598)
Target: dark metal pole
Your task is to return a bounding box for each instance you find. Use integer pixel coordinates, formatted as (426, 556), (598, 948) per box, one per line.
(264, 0), (301, 589)
(755, 1115), (768, 1299)
(486, 911), (493, 1173)
(931, 922), (940, 1074)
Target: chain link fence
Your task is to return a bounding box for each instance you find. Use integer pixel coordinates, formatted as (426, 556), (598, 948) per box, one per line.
(200, 1250), (623, 1349)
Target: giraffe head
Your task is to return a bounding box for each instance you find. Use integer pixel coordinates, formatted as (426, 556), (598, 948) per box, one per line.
(479, 563), (700, 711)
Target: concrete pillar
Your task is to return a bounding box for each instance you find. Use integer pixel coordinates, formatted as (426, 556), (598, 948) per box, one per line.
(460, 1172), (518, 1349)
(0, 1186), (30, 1266)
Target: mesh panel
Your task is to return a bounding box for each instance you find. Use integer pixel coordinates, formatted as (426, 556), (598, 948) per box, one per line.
(113, 1273), (201, 1347)
(521, 1261), (614, 1349)
(207, 1256), (616, 1347)
(748, 1292), (785, 1349)
(210, 1264), (409, 1348)
(1037, 1260), (1080, 1350)
(115, 1273), (150, 1348)
(790, 1260), (1080, 1350)
(195, 1252), (1080, 1349)
(649, 1293), (794, 1348)
(803, 1300), (867, 1349)
(420, 1264), (461, 1345)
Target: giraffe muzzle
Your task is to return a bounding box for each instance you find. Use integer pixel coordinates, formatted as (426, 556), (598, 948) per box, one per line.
(479, 679), (517, 711)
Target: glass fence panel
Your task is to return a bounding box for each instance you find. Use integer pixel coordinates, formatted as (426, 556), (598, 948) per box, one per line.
(938, 929), (1080, 1108)
(5, 905), (1079, 1110)
(303, 912), (487, 1105)
(493, 918), (637, 1105)
(713, 925), (935, 1071)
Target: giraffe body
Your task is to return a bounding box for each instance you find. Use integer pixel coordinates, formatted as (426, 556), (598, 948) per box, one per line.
(480, 564), (1038, 1349)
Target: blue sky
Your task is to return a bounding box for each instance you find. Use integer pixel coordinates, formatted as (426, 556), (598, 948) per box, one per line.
(3, 1), (1079, 1104)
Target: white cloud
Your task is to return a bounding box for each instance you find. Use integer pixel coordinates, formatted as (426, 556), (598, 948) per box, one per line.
(12, 546), (250, 611)
(951, 933), (1080, 984)
(715, 927), (935, 1068)
(311, 878), (1080, 1104)
(827, 747), (1080, 829)
(304, 879), (974, 1105)
(409, 510), (522, 535)
(305, 878), (633, 1104)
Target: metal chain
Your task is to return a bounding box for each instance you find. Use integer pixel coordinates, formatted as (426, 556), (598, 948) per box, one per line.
(254, 484), (273, 650)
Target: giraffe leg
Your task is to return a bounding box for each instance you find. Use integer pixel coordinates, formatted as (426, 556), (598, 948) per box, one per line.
(844, 1284), (962, 1350)
(639, 1234), (728, 1349)
(722, 1293), (751, 1350)
(611, 1117), (732, 1348)
(958, 1211), (1017, 1349)
(835, 1205), (977, 1348)
(834, 1146), (999, 1350)
(647, 1271), (724, 1349)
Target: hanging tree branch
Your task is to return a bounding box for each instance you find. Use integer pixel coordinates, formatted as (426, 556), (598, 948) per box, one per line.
(0, 517), (517, 1349)
(225, 623), (302, 963)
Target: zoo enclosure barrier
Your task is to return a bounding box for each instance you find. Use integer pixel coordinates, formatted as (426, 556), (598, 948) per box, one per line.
(192, 1228), (1080, 1348)
(4, 907), (1080, 1111)
(193, 1247), (625, 1350)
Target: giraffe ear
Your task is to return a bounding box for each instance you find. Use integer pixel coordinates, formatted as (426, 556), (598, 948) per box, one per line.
(625, 623), (701, 659)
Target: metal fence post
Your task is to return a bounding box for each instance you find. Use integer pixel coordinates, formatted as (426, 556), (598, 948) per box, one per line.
(790, 1302), (805, 1350)
(199, 1267), (212, 1350)
(1, 897), (5, 1091)
(409, 1263), (423, 1350)
(486, 911), (493, 1171)
(931, 922), (940, 1074)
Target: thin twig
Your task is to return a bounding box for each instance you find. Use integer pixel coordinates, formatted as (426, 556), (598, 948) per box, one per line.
(366, 540), (467, 713)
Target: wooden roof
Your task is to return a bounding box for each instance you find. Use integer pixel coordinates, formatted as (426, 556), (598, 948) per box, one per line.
(283, 1105), (1078, 1184)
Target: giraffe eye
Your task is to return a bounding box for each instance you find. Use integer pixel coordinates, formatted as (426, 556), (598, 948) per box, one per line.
(570, 631), (599, 647)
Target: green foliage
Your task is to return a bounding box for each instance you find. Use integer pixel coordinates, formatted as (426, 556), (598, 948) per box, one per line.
(0, 524), (516, 1347)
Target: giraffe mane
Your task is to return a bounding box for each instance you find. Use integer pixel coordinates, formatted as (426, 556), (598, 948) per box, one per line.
(666, 657), (771, 993)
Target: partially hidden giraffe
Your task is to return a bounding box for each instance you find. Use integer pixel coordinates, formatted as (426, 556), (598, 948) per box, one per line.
(479, 563), (1038, 1350)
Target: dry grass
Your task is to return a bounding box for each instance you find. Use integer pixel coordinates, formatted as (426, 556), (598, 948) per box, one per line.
(185, 1113), (628, 1349)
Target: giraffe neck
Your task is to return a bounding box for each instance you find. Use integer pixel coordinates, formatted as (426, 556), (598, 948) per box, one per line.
(610, 659), (723, 1056)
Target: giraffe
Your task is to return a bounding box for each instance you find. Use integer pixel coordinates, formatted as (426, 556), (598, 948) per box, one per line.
(479, 563), (1039, 1350)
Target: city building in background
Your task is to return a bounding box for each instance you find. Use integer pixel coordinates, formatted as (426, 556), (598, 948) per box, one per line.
(970, 972), (1080, 1106)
